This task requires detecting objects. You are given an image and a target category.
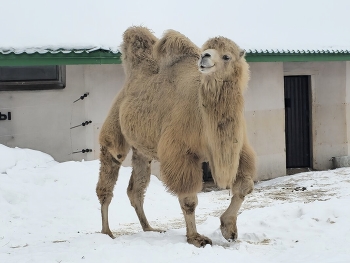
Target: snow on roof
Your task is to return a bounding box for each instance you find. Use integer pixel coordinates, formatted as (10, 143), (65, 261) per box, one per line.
(1, 0), (350, 54)
(0, 47), (101, 55)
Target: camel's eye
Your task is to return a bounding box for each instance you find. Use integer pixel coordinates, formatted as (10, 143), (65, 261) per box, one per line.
(222, 55), (231, 61)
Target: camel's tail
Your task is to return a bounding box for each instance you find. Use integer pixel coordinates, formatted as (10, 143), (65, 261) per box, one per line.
(154, 30), (200, 69)
(121, 26), (159, 75)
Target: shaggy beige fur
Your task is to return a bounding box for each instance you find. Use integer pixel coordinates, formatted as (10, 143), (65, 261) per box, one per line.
(96, 26), (256, 247)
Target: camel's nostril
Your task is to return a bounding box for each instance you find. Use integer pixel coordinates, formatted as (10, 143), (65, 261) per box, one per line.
(202, 53), (211, 58)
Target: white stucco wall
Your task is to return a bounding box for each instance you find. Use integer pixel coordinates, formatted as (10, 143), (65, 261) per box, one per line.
(245, 62), (286, 180)
(1, 61), (350, 181)
(346, 62), (350, 155)
(0, 66), (84, 162)
(0, 64), (124, 162)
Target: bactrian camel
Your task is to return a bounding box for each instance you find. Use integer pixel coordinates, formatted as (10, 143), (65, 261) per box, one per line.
(96, 26), (256, 247)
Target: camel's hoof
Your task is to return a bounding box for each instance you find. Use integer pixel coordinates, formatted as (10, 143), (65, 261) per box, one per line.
(101, 229), (115, 239)
(144, 227), (166, 233)
(187, 234), (212, 248)
(220, 223), (238, 242)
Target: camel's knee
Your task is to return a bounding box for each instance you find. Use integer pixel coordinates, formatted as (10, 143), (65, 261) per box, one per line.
(179, 195), (198, 215)
(232, 177), (254, 199)
(96, 188), (113, 206)
(242, 178), (254, 196)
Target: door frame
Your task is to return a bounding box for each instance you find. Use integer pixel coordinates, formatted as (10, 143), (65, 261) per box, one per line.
(284, 74), (314, 169)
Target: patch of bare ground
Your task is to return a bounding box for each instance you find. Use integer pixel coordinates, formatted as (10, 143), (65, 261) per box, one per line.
(107, 170), (350, 238)
(52, 240), (68, 243)
(110, 215), (212, 237)
(244, 238), (271, 245)
(10, 244), (28, 249)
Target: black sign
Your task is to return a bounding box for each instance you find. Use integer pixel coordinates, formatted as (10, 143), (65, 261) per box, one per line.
(0, 112), (11, 121)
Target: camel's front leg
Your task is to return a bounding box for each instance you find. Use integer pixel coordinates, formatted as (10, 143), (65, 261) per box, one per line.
(179, 194), (212, 247)
(220, 142), (255, 241)
(220, 185), (247, 241)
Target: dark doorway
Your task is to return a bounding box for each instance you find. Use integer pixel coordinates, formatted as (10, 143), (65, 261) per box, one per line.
(202, 162), (212, 181)
(284, 76), (311, 168)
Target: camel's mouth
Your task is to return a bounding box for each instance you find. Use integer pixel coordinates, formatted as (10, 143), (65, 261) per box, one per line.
(199, 61), (215, 73)
(200, 64), (214, 70)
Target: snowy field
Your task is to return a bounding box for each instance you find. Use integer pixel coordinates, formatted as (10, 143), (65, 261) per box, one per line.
(1, 144), (350, 263)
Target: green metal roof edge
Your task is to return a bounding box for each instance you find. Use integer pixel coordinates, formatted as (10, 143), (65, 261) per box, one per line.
(0, 50), (122, 66)
(245, 52), (350, 62)
(1, 49), (350, 66)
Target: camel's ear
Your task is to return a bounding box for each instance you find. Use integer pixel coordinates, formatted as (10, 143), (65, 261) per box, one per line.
(239, 49), (245, 59)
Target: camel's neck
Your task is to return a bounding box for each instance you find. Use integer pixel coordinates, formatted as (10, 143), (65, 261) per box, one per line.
(200, 79), (244, 122)
(199, 79), (244, 189)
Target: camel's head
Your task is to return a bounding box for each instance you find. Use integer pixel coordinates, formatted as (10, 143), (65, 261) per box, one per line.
(198, 37), (248, 82)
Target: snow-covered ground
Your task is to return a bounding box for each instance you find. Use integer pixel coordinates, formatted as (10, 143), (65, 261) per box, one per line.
(1, 144), (350, 263)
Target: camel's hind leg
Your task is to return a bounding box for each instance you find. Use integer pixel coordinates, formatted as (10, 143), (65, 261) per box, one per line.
(220, 142), (256, 241)
(96, 145), (128, 238)
(127, 148), (163, 232)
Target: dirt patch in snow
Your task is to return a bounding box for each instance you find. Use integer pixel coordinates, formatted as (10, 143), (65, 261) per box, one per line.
(109, 169), (350, 237)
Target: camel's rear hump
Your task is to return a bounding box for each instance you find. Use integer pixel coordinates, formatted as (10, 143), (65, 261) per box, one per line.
(121, 26), (159, 75)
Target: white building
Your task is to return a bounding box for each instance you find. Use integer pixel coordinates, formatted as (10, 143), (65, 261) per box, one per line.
(1, 0), (350, 180)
